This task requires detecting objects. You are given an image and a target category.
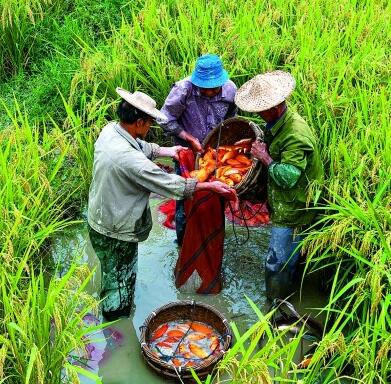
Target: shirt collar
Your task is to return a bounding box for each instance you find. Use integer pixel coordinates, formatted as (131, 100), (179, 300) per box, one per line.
(265, 105), (287, 129)
(268, 108), (292, 136)
(192, 84), (226, 101)
(114, 122), (142, 150)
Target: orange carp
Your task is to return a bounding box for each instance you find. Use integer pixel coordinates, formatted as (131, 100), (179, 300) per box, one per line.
(148, 320), (223, 369)
(189, 343), (209, 359)
(151, 323), (168, 340)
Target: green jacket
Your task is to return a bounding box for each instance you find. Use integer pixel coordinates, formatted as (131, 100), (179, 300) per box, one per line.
(265, 109), (323, 227)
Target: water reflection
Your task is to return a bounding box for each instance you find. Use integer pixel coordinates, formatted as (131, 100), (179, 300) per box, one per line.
(52, 197), (325, 383)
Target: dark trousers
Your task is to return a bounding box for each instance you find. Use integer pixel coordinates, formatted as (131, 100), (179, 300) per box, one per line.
(88, 225), (138, 316)
(174, 161), (186, 246)
(265, 226), (304, 300)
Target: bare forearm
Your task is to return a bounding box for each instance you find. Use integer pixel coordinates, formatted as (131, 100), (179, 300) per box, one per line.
(195, 182), (212, 191)
(156, 147), (176, 158)
(177, 130), (202, 152)
(177, 130), (192, 141)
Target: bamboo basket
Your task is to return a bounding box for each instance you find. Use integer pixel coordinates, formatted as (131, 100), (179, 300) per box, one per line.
(139, 300), (232, 381)
(198, 117), (264, 197)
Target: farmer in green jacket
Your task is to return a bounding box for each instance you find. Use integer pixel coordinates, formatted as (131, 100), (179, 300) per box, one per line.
(88, 87), (235, 320)
(235, 71), (323, 299)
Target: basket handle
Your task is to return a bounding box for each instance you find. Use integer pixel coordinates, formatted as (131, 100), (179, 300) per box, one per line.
(249, 121), (264, 141)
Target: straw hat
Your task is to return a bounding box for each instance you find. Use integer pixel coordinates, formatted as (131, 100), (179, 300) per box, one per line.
(235, 71), (296, 112)
(115, 87), (168, 122)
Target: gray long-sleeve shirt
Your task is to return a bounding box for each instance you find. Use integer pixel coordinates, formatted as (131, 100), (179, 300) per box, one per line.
(87, 122), (197, 242)
(158, 78), (237, 146)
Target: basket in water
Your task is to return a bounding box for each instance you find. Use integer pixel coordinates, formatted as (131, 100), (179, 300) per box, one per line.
(140, 300), (232, 380)
(199, 117), (264, 197)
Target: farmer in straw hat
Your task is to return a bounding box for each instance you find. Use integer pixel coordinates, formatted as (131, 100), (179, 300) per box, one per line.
(87, 87), (235, 320)
(235, 71), (323, 299)
(158, 54), (237, 246)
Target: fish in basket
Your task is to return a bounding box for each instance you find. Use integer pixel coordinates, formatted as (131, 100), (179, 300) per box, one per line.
(140, 301), (232, 380)
(149, 320), (224, 368)
(193, 117), (264, 197)
(191, 138), (253, 186)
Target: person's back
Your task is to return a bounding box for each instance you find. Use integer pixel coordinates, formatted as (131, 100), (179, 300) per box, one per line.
(265, 109), (323, 227)
(88, 121), (159, 242)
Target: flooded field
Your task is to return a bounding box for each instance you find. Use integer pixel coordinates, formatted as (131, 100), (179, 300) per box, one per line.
(53, 196), (326, 383)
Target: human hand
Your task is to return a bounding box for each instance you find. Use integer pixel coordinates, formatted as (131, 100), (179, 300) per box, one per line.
(198, 181), (237, 201)
(171, 145), (187, 161)
(188, 137), (203, 154)
(157, 145), (186, 160)
(177, 131), (203, 154)
(251, 141), (273, 166)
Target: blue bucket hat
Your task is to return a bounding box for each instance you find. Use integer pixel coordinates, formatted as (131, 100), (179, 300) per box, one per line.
(190, 54), (229, 88)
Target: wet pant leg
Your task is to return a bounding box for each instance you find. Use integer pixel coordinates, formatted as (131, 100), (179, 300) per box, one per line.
(88, 225), (138, 317)
(265, 226), (304, 300)
(174, 161), (186, 246)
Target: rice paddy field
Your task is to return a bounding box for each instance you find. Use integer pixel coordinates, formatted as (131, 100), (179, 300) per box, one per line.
(0, 0), (390, 383)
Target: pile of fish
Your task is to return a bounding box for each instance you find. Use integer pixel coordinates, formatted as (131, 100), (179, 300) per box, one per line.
(148, 320), (223, 368)
(190, 138), (253, 186)
(225, 200), (270, 226)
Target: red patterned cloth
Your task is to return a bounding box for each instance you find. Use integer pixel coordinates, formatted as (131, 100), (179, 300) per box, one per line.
(159, 199), (269, 229)
(174, 149), (226, 294)
(158, 149), (268, 293)
(158, 200), (176, 229)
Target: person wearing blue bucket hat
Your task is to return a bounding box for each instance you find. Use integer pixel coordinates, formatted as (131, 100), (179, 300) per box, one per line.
(158, 54), (237, 246)
(190, 53), (229, 89)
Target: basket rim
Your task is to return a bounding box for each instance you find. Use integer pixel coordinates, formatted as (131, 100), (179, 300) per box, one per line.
(139, 300), (232, 373)
(201, 116), (264, 148)
(197, 117), (263, 193)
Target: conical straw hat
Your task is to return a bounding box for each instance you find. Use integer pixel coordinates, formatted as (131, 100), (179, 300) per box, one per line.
(235, 71), (296, 112)
(116, 87), (168, 122)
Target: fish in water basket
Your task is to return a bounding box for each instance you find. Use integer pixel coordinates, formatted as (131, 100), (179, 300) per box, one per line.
(148, 320), (224, 368)
(190, 138), (254, 186)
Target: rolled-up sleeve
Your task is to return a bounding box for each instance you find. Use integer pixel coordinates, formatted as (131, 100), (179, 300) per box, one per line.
(158, 84), (189, 136)
(137, 139), (160, 160)
(268, 162), (302, 188)
(118, 150), (197, 200)
(268, 132), (314, 188)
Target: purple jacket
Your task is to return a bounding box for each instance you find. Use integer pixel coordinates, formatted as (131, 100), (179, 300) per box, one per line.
(158, 78), (237, 146)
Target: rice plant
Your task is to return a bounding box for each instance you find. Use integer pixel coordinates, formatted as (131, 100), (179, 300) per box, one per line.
(0, 100), (104, 383)
(0, 0), (60, 77)
(0, 0), (390, 382)
(0, 258), (103, 383)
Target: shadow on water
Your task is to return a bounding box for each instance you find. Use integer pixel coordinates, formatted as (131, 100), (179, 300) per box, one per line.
(52, 196), (327, 383)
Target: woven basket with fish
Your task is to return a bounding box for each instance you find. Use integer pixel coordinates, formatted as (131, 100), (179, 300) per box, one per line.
(192, 117), (264, 197)
(140, 301), (231, 380)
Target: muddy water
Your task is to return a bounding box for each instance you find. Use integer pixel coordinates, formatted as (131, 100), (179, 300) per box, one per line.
(52, 196), (326, 383)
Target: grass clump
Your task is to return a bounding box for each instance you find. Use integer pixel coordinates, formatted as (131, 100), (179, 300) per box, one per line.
(0, 0), (390, 382)
(0, 100), (106, 383)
